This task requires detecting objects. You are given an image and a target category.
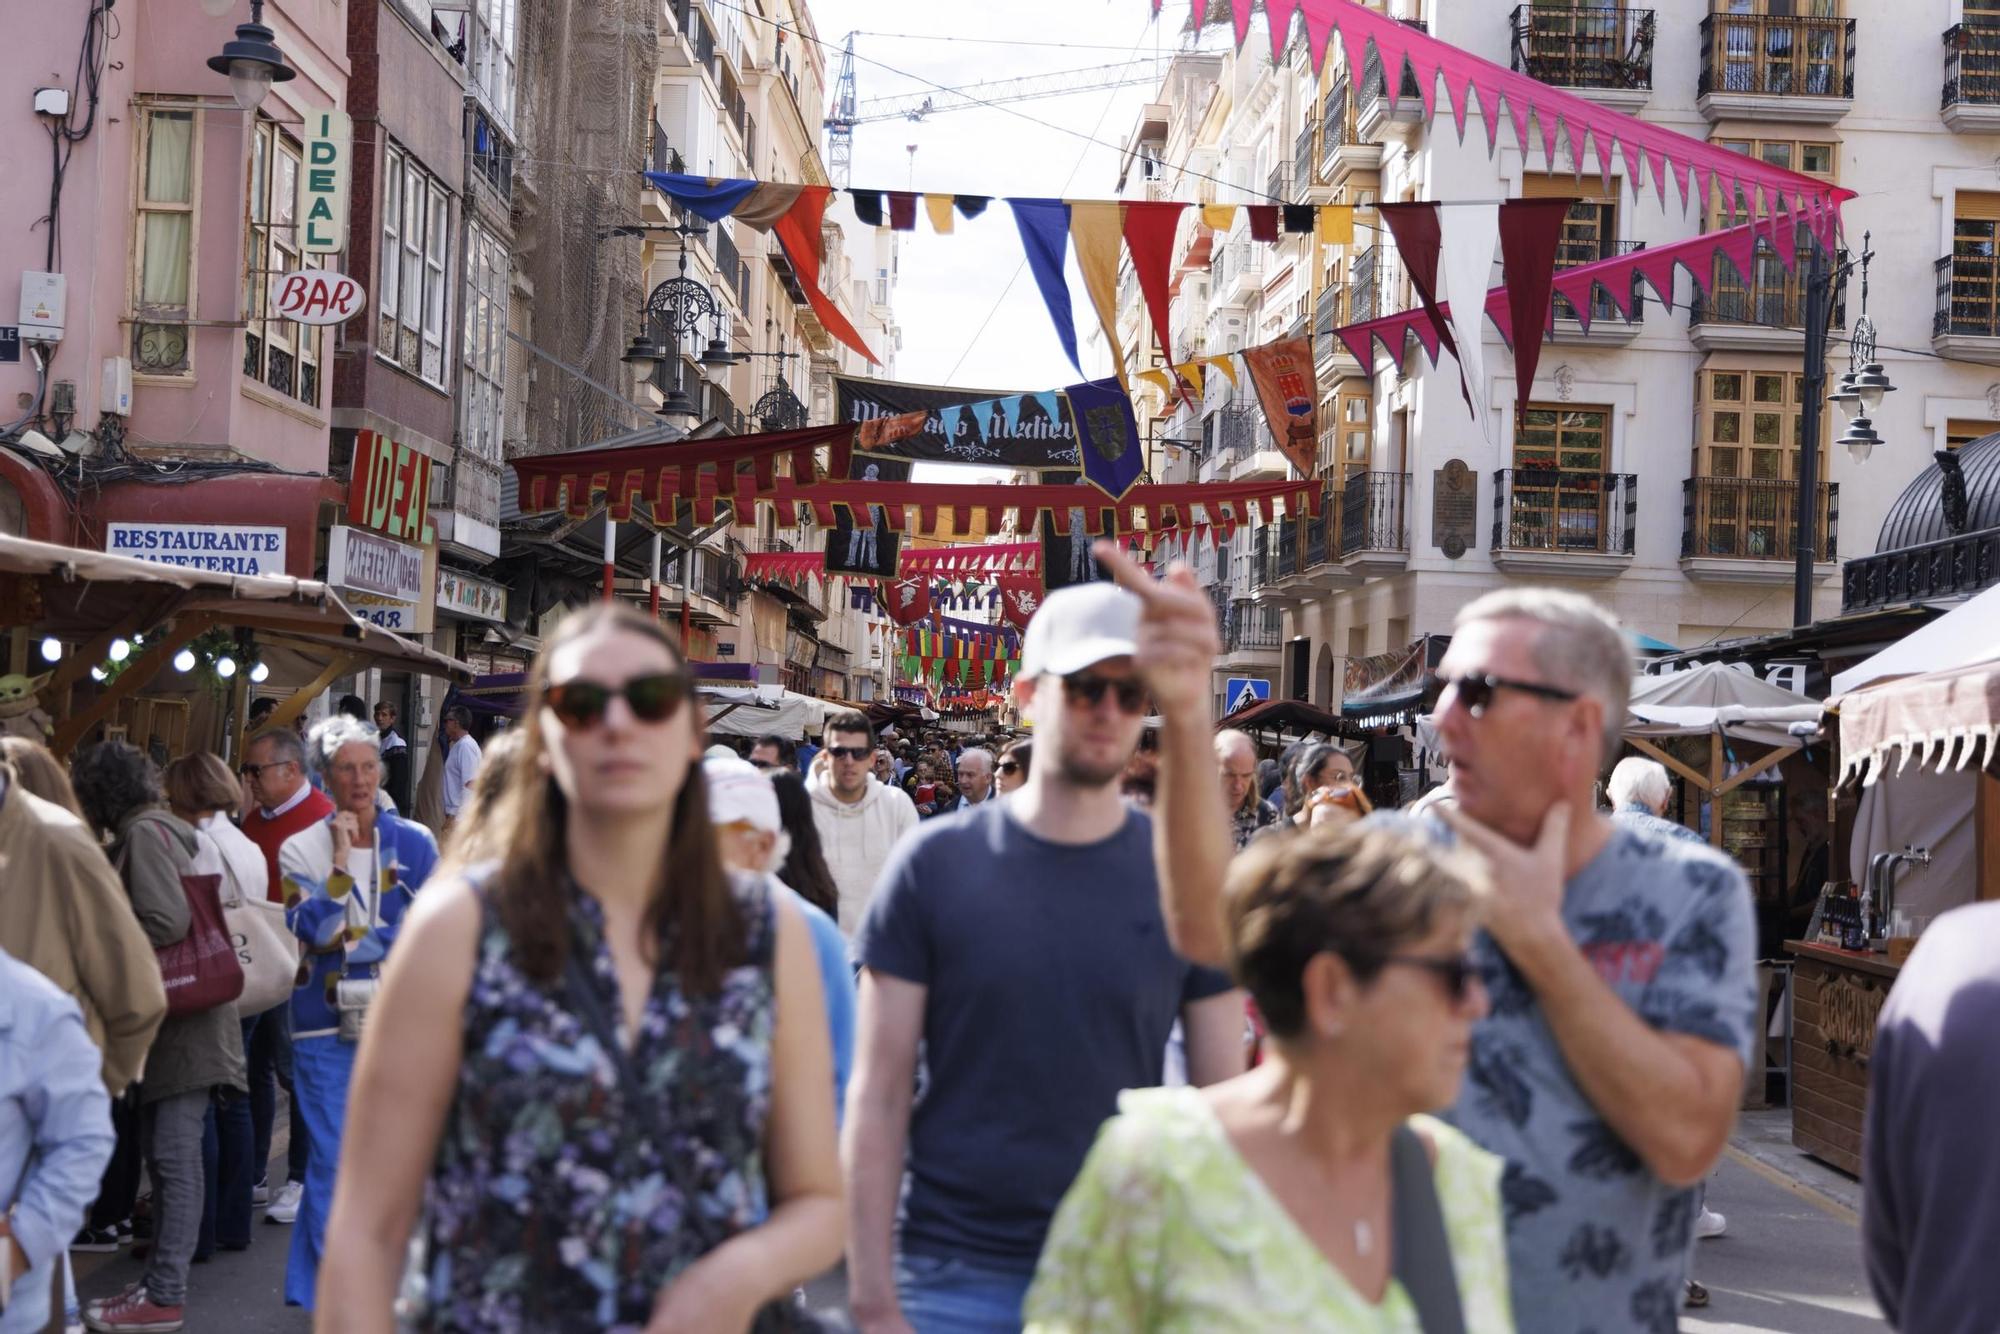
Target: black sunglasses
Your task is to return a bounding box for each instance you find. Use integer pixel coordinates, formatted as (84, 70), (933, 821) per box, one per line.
(1431, 672), (1578, 719)
(825, 745), (873, 762)
(1383, 952), (1481, 1003)
(1061, 671), (1149, 715)
(238, 759), (296, 779)
(997, 760), (1022, 774)
(544, 672), (690, 729)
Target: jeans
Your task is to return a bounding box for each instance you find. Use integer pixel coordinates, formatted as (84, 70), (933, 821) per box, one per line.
(244, 1006), (305, 1186)
(196, 1090), (255, 1258)
(895, 1250), (1034, 1334)
(285, 1034), (356, 1309)
(142, 1089), (211, 1309)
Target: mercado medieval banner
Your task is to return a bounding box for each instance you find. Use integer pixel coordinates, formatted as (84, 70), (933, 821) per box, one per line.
(836, 375), (1079, 470)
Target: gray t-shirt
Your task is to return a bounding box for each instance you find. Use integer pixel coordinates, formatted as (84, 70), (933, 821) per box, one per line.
(857, 801), (1235, 1273)
(1376, 813), (1759, 1334)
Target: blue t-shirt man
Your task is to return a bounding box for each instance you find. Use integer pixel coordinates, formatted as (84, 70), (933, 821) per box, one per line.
(856, 801), (1234, 1278)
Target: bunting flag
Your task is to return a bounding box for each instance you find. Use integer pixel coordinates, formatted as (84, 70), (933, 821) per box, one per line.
(1124, 201), (1189, 378)
(1009, 199), (1082, 376)
(850, 190), (884, 227)
(1201, 203), (1238, 231)
(1377, 203), (1459, 379)
(1317, 206), (1355, 245)
(924, 194), (956, 235)
(508, 422), (855, 521)
(1180, 0), (1852, 247)
(997, 577), (1044, 630)
(1247, 206), (1280, 243)
(1069, 201), (1129, 389)
(1498, 199), (1574, 414)
(743, 549), (827, 588)
(1066, 376), (1146, 500)
(887, 192), (919, 231)
(1240, 338), (1319, 480)
(883, 578), (932, 625)
(1439, 203), (1500, 430)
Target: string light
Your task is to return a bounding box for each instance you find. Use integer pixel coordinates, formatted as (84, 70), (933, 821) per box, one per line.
(39, 637), (62, 662)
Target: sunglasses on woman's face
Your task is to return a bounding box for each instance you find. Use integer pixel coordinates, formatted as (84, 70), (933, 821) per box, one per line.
(543, 672), (690, 729)
(997, 760), (1022, 775)
(1382, 951), (1481, 1003)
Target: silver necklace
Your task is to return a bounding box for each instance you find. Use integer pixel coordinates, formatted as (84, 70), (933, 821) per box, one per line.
(1354, 1218), (1376, 1256)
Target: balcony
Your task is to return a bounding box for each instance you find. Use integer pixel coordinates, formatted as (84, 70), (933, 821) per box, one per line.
(1687, 245), (1835, 353)
(1943, 21), (2000, 132)
(1681, 477), (1840, 584)
(1552, 240), (1648, 344)
(1358, 21), (1428, 142)
(1697, 12), (1854, 124)
(1212, 240), (1266, 308)
(1252, 518), (1304, 607)
(713, 226), (750, 310)
(1212, 406), (1291, 483)
(1511, 5), (1655, 111)
(1932, 252), (2000, 366)
(1267, 163), (1293, 207)
(1293, 123), (1321, 201)
(1219, 598), (1285, 670)
(1843, 527), (2000, 612)
(1491, 470), (1636, 578)
(1338, 471), (1410, 577)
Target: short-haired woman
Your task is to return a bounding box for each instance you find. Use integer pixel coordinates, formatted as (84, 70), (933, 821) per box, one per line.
(275, 716), (438, 1312)
(996, 738), (1032, 795)
(1023, 827), (1511, 1333)
(315, 603), (839, 1331)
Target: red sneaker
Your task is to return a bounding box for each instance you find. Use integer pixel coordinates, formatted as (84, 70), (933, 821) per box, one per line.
(82, 1288), (184, 1332)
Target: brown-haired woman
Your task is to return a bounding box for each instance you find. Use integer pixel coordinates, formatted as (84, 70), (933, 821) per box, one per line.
(1024, 826), (1511, 1333)
(316, 602), (839, 1333)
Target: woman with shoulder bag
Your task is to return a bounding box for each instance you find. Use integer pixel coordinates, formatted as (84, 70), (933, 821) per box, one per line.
(71, 742), (247, 1334)
(1024, 827), (1512, 1334)
(165, 753), (298, 1260)
(275, 718), (437, 1313)
(316, 602), (841, 1333)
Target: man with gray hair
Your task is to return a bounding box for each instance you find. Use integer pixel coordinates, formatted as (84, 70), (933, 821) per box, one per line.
(1132, 574), (1760, 1331)
(1607, 757), (1700, 846)
(941, 747), (996, 813)
(1214, 728), (1277, 849)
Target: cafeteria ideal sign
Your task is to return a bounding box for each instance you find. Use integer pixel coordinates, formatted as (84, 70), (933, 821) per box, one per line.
(104, 522), (287, 576)
(326, 525), (425, 604)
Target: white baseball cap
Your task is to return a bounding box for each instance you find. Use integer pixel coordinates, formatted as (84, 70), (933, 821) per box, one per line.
(703, 756), (781, 833)
(1018, 582), (1140, 679)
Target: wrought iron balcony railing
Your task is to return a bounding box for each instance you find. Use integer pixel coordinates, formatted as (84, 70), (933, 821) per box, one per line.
(1699, 12), (1854, 101)
(1339, 471), (1410, 556)
(1681, 477), (1838, 562)
(1944, 20), (2000, 110)
(1492, 470), (1637, 555)
(1511, 5), (1655, 91)
(1935, 251), (2000, 338)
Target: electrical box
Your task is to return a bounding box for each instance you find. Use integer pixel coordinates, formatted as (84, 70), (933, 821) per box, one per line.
(101, 356), (133, 416)
(33, 88), (70, 117)
(18, 272), (65, 343)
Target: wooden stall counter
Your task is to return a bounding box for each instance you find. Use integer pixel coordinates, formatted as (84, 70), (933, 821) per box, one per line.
(1783, 940), (1901, 1177)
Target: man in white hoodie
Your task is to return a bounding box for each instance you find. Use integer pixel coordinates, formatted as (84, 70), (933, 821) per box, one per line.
(809, 710), (918, 937)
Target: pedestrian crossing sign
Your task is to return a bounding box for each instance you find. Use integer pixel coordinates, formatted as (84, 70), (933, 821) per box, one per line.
(1225, 677), (1270, 715)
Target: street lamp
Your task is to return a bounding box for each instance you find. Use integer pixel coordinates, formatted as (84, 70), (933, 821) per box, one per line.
(1837, 414), (1884, 466)
(620, 331), (666, 369)
(206, 0), (296, 113)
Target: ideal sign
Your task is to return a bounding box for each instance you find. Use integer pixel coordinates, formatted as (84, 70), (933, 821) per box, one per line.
(325, 525), (426, 604)
(347, 430), (436, 545)
(297, 110), (351, 253)
(272, 270), (365, 326)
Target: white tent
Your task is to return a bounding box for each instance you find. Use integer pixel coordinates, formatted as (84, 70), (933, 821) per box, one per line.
(699, 685), (836, 740)
(1830, 581), (2000, 696)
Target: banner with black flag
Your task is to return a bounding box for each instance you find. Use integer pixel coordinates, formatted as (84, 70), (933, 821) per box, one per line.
(835, 375), (1081, 470)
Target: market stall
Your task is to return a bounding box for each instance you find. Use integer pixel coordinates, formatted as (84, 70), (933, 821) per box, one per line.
(699, 684), (837, 741)
(0, 532), (471, 759)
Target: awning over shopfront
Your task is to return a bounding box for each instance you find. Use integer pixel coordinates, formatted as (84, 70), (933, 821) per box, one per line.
(1834, 659), (2000, 789)
(1627, 662), (1824, 750)
(700, 684), (838, 740)
(1218, 697), (1348, 737)
(1829, 581), (2000, 696)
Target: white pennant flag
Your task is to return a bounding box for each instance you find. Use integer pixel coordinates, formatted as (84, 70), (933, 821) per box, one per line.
(1438, 203), (1500, 439)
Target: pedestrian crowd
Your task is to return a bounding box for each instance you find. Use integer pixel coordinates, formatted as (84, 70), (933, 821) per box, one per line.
(1, 538), (1993, 1334)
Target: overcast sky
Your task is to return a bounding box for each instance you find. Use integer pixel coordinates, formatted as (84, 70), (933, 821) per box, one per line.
(802, 0), (1188, 394)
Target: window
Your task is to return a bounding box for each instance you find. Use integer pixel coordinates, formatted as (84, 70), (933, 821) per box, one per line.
(461, 222), (509, 464)
(471, 0), (518, 126)
(1525, 174), (1623, 321)
(132, 107), (198, 377)
(1695, 365), (1819, 480)
(1711, 0), (1846, 97)
(1703, 137), (1837, 327)
(243, 117), (321, 407)
(1946, 192), (2000, 338)
(1507, 404), (1610, 550)
(377, 144), (452, 389)
(1945, 418), (1999, 450)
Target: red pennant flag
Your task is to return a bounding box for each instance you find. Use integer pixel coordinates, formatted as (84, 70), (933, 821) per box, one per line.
(1123, 201), (1188, 380)
(997, 577), (1044, 631)
(1247, 206), (1280, 243)
(884, 578), (932, 626)
(1498, 199), (1573, 413)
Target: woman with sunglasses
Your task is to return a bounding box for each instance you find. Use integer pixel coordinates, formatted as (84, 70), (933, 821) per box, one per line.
(1024, 826), (1511, 1333)
(1256, 743), (1371, 844)
(316, 603), (840, 1333)
(995, 738), (1031, 796)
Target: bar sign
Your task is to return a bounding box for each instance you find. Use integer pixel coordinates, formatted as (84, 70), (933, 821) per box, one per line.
(297, 109), (352, 254)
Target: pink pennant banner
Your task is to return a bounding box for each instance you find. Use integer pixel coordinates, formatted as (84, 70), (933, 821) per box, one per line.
(1186, 0), (1851, 245)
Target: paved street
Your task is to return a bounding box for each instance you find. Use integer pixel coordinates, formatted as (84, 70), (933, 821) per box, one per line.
(62, 1112), (1883, 1333)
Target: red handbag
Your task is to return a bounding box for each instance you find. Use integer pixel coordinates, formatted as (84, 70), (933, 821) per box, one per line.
(129, 822), (247, 1017)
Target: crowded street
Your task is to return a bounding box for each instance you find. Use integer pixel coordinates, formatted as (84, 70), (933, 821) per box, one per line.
(7, 0), (2000, 1331)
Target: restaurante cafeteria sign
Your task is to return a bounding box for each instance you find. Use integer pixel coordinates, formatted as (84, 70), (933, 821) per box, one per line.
(105, 523), (287, 576)
(347, 430), (436, 545)
(326, 525), (425, 604)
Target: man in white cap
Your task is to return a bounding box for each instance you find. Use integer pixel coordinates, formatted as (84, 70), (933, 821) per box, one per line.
(703, 755), (856, 1124)
(844, 582), (1245, 1334)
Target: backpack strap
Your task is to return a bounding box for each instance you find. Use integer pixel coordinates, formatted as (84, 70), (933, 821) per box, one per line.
(1389, 1122), (1467, 1334)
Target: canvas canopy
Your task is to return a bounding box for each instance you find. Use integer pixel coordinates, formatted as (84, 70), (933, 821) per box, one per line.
(1627, 661), (1823, 750)
(699, 684), (837, 740)
(1829, 581), (2000, 696)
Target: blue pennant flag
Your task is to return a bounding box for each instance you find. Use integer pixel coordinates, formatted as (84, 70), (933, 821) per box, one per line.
(1008, 199), (1082, 376)
(1064, 377), (1144, 500)
(1000, 395), (1025, 433)
(938, 404), (963, 448)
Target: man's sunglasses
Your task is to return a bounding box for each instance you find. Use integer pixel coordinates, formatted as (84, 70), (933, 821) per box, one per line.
(238, 760), (297, 779)
(1061, 671), (1149, 715)
(1383, 952), (1481, 1003)
(543, 672), (690, 729)
(825, 746), (873, 762)
(1431, 672), (1578, 719)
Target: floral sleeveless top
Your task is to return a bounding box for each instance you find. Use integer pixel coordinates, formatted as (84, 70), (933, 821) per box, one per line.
(419, 874), (776, 1333)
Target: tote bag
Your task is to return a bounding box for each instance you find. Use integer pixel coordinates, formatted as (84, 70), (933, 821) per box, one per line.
(204, 829), (299, 1016)
(128, 822), (245, 1018)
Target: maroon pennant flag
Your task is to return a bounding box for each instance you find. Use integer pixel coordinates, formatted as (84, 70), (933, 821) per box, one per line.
(884, 578), (932, 626)
(1498, 199), (1573, 413)
(997, 577), (1044, 631)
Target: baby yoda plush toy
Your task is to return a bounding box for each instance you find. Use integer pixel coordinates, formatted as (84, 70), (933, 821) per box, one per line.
(0, 672), (54, 742)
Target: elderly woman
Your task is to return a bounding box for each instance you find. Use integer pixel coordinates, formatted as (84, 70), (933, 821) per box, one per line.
(1024, 827), (1511, 1333)
(70, 741), (245, 1333)
(276, 716), (438, 1312)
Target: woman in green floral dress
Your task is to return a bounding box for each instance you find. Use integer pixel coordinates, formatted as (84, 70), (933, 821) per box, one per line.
(1025, 826), (1513, 1333)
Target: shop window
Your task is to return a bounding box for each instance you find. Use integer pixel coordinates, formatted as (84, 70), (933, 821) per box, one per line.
(243, 117), (321, 408)
(132, 106), (199, 378)
(378, 144), (453, 390)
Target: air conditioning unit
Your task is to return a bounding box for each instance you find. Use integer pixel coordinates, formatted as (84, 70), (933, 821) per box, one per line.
(101, 357), (133, 416)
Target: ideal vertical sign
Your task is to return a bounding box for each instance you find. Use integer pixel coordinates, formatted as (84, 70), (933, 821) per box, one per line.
(347, 430), (436, 545)
(297, 110), (351, 254)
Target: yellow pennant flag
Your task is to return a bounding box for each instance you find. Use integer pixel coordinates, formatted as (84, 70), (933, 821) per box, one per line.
(1176, 361), (1204, 396)
(1204, 354), (1239, 388)
(1200, 204), (1238, 232)
(1136, 368), (1174, 394)
(924, 195), (956, 235)
(1317, 206), (1355, 245)
(1069, 201), (1129, 390)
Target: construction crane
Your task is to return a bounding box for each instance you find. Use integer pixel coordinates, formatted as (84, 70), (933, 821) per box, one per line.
(824, 33), (1175, 187)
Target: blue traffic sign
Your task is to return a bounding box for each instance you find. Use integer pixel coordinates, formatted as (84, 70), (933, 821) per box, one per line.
(1224, 677), (1271, 715)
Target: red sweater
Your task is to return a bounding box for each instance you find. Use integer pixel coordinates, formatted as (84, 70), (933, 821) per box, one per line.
(240, 787), (335, 903)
